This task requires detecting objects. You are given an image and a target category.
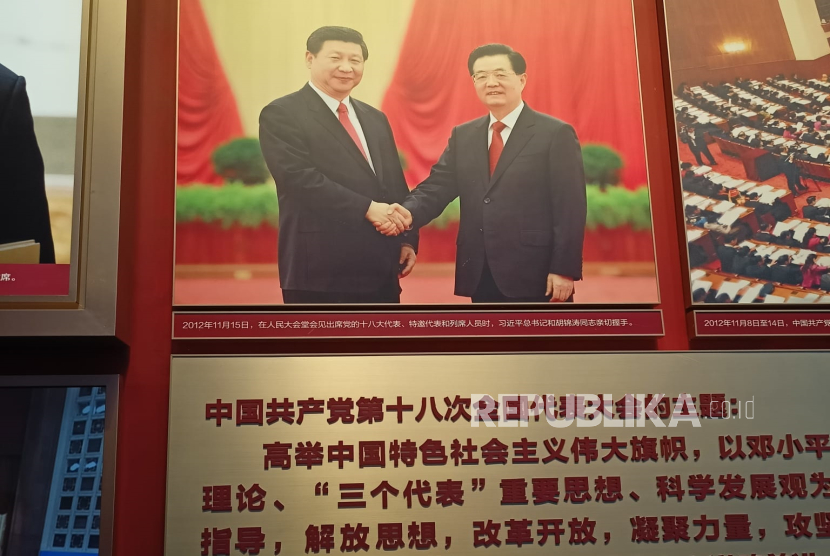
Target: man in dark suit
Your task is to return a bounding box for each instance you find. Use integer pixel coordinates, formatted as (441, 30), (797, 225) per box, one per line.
(743, 255), (771, 281)
(259, 27), (416, 304)
(680, 124), (717, 167)
(753, 223), (775, 243)
(0, 63), (55, 263)
(378, 44), (586, 302)
(778, 149), (808, 196)
(716, 236), (739, 273)
(802, 196), (830, 223)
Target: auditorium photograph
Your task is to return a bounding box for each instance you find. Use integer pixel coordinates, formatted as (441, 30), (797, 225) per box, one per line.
(671, 0), (830, 304)
(173, 0), (659, 306)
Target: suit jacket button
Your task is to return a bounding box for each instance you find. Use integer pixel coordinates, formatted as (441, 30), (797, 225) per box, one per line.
(483, 197), (491, 204)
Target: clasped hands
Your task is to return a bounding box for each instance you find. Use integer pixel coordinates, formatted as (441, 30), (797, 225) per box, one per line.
(365, 201), (572, 300)
(365, 202), (416, 278)
(365, 201), (412, 236)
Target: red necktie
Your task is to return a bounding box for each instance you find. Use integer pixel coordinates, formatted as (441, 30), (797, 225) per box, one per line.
(337, 102), (368, 160)
(489, 120), (507, 176)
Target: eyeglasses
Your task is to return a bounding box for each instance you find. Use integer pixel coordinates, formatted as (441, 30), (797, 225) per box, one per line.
(472, 71), (517, 84)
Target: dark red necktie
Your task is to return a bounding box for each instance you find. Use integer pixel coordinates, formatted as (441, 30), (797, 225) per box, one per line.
(489, 120), (507, 176)
(337, 102), (368, 160)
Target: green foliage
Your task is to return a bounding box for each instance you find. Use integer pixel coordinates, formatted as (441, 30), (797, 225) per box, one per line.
(585, 184), (652, 231)
(582, 143), (624, 188)
(176, 184), (279, 229)
(211, 137), (271, 185)
(430, 197), (460, 229)
(176, 183), (652, 231)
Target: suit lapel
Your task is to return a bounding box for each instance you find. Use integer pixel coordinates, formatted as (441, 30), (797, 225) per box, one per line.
(352, 100), (383, 185)
(301, 85), (376, 179)
(472, 116), (490, 189)
(487, 106), (536, 192)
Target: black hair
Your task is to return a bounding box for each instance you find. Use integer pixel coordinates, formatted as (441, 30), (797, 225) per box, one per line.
(307, 26), (368, 60)
(714, 293), (733, 303)
(807, 196), (817, 205)
(692, 288), (707, 302)
(468, 43), (526, 75)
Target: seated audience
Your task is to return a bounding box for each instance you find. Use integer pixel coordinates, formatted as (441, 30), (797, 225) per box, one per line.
(801, 227), (818, 249)
(743, 255), (772, 280)
(704, 214), (731, 234)
(731, 245), (753, 275)
(714, 293), (734, 303)
(752, 282), (776, 303)
(769, 254), (802, 285)
(812, 236), (830, 253)
(692, 288), (707, 303)
(685, 205), (708, 227)
(716, 236), (739, 272)
(802, 196), (830, 223)
(801, 253), (830, 289)
(771, 198), (792, 222)
(753, 223), (774, 242)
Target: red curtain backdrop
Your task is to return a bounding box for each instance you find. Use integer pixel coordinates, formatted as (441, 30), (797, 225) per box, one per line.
(382, 0), (647, 190)
(177, 0), (244, 185)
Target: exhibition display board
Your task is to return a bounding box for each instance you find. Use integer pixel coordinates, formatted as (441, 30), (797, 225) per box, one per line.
(167, 354), (830, 555)
(172, 0), (661, 312)
(667, 0), (830, 320)
(4, 1), (830, 556)
(0, 0), (126, 336)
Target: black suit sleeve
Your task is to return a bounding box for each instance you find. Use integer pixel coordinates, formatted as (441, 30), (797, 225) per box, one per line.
(259, 102), (373, 226)
(548, 123), (587, 279)
(402, 127), (461, 229)
(0, 75), (55, 263)
(378, 113), (419, 252)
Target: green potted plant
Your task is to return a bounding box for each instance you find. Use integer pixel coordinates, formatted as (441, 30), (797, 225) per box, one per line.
(211, 137), (270, 185)
(582, 143), (624, 191)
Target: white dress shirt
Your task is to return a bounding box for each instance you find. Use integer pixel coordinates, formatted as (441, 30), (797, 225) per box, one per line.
(488, 101), (525, 147)
(308, 81), (375, 172)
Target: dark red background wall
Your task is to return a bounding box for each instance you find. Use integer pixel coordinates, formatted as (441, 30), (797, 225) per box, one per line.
(3, 2), (829, 556)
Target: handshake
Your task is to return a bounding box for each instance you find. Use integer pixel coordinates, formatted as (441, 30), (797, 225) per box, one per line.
(365, 201), (413, 237)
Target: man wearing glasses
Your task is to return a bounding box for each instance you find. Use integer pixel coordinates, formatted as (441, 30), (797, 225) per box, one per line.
(377, 44), (586, 302)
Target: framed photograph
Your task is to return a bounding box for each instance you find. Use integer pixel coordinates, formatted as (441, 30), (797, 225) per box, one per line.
(0, 375), (118, 556)
(666, 0), (830, 305)
(0, 0), (125, 335)
(173, 0), (660, 308)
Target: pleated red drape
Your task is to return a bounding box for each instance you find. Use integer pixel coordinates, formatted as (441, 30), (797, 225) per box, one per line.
(177, 0), (244, 185)
(381, 0), (647, 190)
